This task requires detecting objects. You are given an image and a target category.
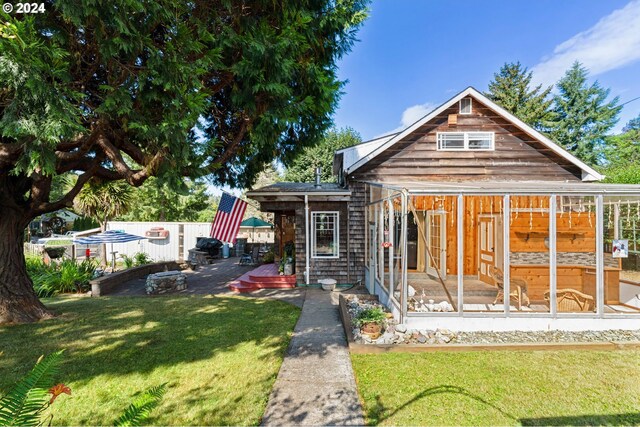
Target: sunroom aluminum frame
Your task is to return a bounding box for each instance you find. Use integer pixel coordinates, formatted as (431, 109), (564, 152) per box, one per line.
(364, 181), (640, 322)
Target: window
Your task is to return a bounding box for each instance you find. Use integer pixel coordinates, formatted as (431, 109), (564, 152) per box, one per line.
(459, 98), (472, 114)
(437, 132), (494, 151)
(312, 212), (339, 258)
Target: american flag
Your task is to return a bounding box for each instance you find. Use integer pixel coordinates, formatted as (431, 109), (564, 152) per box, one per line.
(210, 193), (248, 243)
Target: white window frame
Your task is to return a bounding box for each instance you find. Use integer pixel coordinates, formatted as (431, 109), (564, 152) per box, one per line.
(436, 131), (494, 151)
(459, 98), (472, 114)
(311, 211), (340, 259)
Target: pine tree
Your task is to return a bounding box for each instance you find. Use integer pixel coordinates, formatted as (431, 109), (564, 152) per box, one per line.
(550, 62), (621, 165)
(485, 62), (553, 130)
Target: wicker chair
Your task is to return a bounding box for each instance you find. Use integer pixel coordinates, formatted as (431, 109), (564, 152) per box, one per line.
(491, 266), (530, 310)
(544, 288), (594, 312)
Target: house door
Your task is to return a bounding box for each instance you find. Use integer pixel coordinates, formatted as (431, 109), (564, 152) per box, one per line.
(279, 214), (295, 258)
(426, 212), (446, 277)
(478, 216), (496, 284)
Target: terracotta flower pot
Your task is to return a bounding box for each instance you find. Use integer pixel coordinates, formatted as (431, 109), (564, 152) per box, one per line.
(360, 322), (382, 340)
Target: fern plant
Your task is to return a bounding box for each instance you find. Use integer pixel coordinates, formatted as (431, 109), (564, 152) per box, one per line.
(113, 384), (166, 427)
(0, 351), (64, 427)
(0, 352), (165, 427)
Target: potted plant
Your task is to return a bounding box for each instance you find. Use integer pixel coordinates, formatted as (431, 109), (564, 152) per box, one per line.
(353, 307), (386, 340)
(282, 241), (295, 275)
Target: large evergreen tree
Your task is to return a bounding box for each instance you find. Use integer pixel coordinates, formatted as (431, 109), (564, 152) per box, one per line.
(284, 127), (361, 182)
(550, 62), (621, 165)
(602, 113), (640, 184)
(485, 62), (553, 130)
(0, 1), (369, 323)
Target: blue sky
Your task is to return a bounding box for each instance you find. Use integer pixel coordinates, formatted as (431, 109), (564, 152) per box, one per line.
(333, 0), (640, 140)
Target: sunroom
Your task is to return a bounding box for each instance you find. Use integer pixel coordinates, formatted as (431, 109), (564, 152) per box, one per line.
(365, 181), (640, 331)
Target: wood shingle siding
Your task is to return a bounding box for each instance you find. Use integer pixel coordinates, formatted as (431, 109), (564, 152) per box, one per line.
(351, 98), (583, 182)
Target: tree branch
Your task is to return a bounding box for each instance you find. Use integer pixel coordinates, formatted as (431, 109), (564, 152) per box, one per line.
(211, 117), (250, 167)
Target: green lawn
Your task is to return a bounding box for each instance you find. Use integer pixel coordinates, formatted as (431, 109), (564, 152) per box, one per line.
(0, 295), (300, 426)
(352, 351), (640, 426)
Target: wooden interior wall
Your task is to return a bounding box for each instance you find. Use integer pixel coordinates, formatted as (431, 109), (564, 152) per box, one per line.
(410, 195), (459, 275)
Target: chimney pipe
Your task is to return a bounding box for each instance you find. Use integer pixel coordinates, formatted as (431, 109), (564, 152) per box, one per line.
(314, 167), (322, 188)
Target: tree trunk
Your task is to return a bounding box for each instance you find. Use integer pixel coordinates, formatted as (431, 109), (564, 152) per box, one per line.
(0, 210), (54, 324)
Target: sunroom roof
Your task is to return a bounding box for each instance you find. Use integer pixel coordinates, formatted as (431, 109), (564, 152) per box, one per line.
(367, 180), (640, 195)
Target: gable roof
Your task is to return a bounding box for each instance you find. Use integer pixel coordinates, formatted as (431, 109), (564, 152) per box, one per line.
(340, 87), (604, 181)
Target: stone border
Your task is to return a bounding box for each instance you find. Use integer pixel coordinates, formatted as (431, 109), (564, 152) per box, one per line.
(91, 261), (184, 296)
(337, 294), (640, 353)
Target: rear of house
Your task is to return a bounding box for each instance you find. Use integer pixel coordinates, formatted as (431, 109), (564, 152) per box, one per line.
(248, 87), (640, 331)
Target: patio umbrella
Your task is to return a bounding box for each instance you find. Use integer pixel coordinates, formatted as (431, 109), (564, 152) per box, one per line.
(74, 230), (147, 270)
(240, 217), (272, 243)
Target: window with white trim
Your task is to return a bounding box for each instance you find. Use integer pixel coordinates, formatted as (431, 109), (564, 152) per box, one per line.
(459, 98), (472, 114)
(312, 212), (339, 258)
(437, 132), (494, 151)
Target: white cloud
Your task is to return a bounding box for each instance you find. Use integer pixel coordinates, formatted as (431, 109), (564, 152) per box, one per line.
(378, 102), (437, 137)
(532, 0), (640, 86)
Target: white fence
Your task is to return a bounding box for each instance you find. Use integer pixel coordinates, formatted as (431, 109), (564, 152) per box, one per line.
(105, 221), (274, 262)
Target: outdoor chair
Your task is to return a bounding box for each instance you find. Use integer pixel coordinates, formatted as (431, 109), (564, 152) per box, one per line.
(491, 266), (530, 310)
(239, 246), (260, 265)
(544, 288), (594, 312)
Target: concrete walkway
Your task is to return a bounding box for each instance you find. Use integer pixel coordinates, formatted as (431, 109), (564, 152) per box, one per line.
(261, 289), (364, 426)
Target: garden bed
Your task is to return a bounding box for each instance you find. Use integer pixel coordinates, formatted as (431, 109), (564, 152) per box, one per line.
(338, 294), (640, 353)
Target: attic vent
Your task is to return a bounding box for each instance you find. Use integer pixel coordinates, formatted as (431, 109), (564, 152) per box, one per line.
(459, 98), (472, 114)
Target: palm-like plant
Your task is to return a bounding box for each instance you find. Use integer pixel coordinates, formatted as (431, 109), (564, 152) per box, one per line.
(75, 179), (134, 231)
(75, 179), (134, 265)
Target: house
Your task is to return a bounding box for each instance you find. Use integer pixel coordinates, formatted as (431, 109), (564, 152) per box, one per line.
(247, 87), (640, 331)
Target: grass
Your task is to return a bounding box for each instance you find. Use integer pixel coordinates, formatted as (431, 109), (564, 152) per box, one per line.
(0, 295), (300, 426)
(352, 351), (640, 426)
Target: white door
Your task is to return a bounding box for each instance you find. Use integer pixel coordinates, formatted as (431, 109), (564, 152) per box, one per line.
(478, 215), (495, 284)
(426, 212), (446, 278)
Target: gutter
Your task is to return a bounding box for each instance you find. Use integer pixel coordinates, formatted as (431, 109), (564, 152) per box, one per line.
(246, 191), (351, 197)
(304, 194), (310, 285)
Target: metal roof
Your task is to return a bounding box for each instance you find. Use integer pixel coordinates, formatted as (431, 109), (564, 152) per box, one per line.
(246, 182), (351, 196)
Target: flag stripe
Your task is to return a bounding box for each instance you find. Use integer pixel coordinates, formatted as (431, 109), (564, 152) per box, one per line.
(209, 193), (247, 244)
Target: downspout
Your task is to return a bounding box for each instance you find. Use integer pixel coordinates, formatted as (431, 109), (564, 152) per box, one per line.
(305, 194), (310, 285)
(347, 200), (351, 284)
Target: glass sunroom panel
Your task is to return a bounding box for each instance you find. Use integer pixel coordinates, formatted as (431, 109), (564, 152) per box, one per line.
(462, 195), (511, 313)
(552, 195), (597, 314)
(391, 194), (404, 304)
(407, 195), (458, 313)
(508, 195), (550, 313)
(603, 196), (640, 314)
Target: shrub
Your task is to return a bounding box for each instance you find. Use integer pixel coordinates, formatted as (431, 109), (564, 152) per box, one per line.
(121, 254), (135, 269)
(28, 258), (97, 297)
(262, 250), (275, 263)
(353, 307), (387, 328)
(133, 252), (152, 266)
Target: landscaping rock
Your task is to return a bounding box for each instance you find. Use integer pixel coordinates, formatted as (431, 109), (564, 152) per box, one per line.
(145, 271), (187, 295)
(395, 324), (407, 333)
